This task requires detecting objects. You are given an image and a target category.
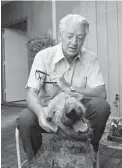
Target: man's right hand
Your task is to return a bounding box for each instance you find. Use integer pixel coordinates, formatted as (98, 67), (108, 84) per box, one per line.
(38, 107), (58, 133)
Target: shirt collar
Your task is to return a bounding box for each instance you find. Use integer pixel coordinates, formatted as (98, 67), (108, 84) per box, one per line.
(53, 43), (82, 65)
(53, 43), (64, 65)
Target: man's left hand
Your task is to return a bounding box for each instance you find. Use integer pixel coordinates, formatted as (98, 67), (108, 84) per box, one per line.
(57, 74), (70, 92)
(50, 72), (70, 92)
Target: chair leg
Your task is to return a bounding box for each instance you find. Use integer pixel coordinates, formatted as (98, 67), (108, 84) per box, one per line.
(96, 150), (99, 168)
(15, 127), (22, 168)
(93, 149), (100, 168)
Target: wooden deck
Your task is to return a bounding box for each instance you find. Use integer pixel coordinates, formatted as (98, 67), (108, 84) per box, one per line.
(1, 105), (122, 168)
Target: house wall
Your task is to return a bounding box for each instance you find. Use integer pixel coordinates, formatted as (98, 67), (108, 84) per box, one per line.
(1, 1), (53, 73)
(1, 1), (52, 37)
(1, 1), (53, 103)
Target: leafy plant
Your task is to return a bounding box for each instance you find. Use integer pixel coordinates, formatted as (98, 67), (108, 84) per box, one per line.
(27, 34), (55, 57)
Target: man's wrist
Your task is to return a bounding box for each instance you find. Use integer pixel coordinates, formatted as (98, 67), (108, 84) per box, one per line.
(63, 86), (76, 93)
(70, 86), (76, 92)
(63, 86), (71, 93)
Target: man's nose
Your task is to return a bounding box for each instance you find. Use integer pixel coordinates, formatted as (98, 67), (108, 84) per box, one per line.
(71, 36), (77, 46)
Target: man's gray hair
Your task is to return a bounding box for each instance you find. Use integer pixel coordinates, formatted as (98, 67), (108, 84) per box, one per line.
(59, 14), (89, 35)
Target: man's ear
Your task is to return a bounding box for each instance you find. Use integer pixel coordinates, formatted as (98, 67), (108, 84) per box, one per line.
(57, 30), (61, 42)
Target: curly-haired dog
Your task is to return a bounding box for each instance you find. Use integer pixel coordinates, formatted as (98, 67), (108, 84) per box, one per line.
(46, 92), (93, 141)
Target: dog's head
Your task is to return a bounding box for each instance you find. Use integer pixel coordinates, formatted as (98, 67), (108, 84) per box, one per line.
(47, 92), (89, 130)
(60, 94), (86, 126)
(46, 92), (93, 141)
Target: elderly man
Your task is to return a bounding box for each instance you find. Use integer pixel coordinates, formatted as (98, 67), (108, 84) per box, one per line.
(16, 14), (111, 162)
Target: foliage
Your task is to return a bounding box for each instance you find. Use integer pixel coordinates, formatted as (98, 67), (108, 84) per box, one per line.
(27, 34), (55, 57)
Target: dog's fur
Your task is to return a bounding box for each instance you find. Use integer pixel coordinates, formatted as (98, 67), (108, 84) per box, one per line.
(47, 92), (92, 141)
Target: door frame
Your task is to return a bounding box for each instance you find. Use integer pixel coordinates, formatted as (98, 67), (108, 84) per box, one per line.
(1, 29), (6, 103)
(2, 17), (27, 29)
(2, 28), (28, 102)
(1, 17), (28, 103)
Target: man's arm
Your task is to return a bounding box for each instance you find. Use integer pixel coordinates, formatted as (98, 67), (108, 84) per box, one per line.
(26, 87), (43, 117)
(71, 85), (107, 100)
(25, 50), (58, 132)
(26, 87), (58, 132)
(55, 73), (107, 100)
(57, 82), (107, 99)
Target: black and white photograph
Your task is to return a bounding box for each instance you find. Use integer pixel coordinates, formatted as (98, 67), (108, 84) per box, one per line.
(1, 0), (122, 168)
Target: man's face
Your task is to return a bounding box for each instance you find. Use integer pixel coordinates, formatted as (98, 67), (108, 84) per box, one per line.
(59, 20), (86, 58)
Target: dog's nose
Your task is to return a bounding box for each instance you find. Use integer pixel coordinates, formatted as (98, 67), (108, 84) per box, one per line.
(66, 108), (76, 117)
(66, 109), (79, 121)
(46, 117), (52, 122)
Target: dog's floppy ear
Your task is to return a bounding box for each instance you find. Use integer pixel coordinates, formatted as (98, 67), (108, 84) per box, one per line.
(70, 93), (84, 101)
(70, 93), (92, 104)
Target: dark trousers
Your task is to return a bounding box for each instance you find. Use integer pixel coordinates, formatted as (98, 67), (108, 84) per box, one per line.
(16, 97), (111, 161)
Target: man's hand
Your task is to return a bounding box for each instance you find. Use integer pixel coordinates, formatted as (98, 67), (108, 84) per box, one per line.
(50, 72), (70, 92)
(57, 75), (70, 92)
(38, 107), (58, 133)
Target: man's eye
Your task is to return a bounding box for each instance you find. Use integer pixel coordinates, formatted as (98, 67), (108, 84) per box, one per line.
(67, 36), (73, 38)
(78, 37), (83, 40)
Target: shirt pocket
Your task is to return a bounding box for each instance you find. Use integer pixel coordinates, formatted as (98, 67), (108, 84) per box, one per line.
(44, 75), (59, 96)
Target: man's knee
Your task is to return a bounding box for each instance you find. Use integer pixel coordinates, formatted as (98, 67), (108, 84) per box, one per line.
(90, 97), (111, 116)
(16, 109), (38, 129)
(87, 98), (111, 146)
(85, 97), (111, 123)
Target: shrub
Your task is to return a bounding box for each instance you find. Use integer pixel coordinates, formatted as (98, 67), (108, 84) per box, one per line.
(27, 34), (55, 58)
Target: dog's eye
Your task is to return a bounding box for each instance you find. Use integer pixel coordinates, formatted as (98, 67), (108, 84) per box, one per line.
(67, 100), (70, 105)
(53, 111), (56, 114)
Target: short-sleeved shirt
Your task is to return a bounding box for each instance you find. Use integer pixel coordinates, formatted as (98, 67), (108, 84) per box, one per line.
(26, 43), (104, 106)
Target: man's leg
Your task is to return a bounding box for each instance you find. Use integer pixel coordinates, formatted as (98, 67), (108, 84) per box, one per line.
(16, 109), (47, 161)
(85, 97), (111, 151)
